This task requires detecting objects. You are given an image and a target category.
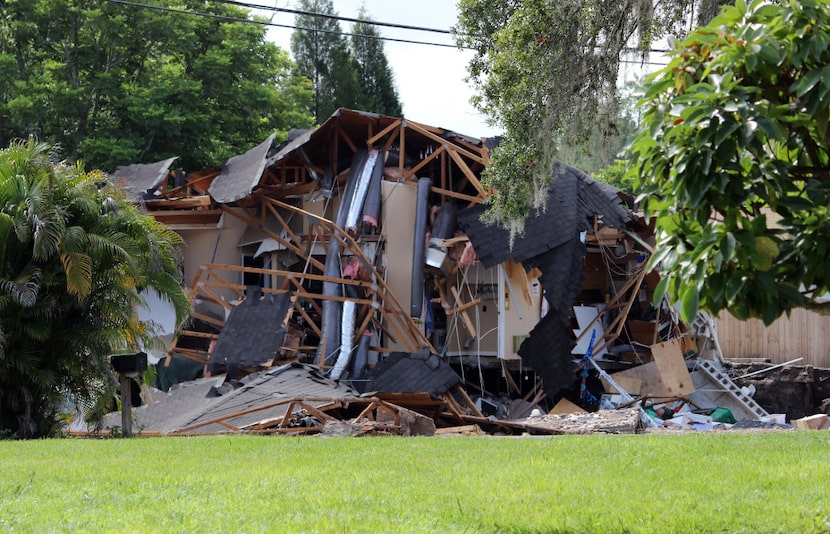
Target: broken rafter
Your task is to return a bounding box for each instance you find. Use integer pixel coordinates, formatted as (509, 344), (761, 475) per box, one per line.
(574, 265), (649, 356)
(429, 185), (483, 205)
(265, 201), (303, 250)
(402, 145), (446, 180)
(336, 124), (357, 154)
(143, 196), (212, 210)
(193, 264), (376, 303)
(447, 148), (486, 197)
(290, 300), (323, 338)
(222, 204), (325, 272)
(269, 198), (435, 353)
(285, 277), (324, 317)
(450, 286), (478, 339)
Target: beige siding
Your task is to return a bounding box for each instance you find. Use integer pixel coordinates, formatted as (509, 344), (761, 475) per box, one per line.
(715, 309), (830, 368)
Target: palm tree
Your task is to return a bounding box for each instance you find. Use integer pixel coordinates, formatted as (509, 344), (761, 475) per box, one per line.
(0, 140), (189, 438)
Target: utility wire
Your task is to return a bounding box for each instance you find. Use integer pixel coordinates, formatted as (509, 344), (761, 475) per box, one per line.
(205, 0), (453, 35)
(108, 0), (673, 64)
(108, 0), (464, 48)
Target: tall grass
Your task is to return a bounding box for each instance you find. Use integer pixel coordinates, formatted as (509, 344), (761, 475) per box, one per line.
(1, 432), (828, 532)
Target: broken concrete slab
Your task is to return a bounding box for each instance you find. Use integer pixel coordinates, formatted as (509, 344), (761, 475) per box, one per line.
(523, 407), (642, 434)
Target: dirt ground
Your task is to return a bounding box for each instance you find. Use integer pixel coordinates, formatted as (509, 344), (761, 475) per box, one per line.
(725, 363), (830, 420)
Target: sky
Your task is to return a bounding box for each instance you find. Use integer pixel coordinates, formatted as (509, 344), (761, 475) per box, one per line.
(249, 1), (500, 137)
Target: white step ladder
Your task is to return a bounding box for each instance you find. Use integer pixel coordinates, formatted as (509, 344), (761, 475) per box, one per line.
(695, 359), (769, 419)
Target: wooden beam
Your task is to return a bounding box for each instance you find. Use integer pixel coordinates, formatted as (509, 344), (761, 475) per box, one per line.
(222, 205), (325, 272)
(402, 145), (445, 180)
(368, 119), (402, 147)
(447, 147), (486, 196)
(455, 385), (485, 418)
(143, 196), (212, 210)
(190, 312), (225, 328)
(405, 121), (485, 164)
(451, 286), (477, 338)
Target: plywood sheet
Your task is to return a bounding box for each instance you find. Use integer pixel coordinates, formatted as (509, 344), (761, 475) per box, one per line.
(651, 338), (695, 396)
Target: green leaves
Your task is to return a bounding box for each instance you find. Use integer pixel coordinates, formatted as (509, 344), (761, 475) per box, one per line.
(631, 0), (830, 324)
(0, 0), (314, 171)
(0, 140), (188, 437)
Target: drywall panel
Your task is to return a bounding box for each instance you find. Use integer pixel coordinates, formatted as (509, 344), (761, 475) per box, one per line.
(501, 262), (542, 360)
(381, 180), (419, 351)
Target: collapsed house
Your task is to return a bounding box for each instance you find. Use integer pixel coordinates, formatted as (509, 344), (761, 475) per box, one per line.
(98, 108), (784, 436)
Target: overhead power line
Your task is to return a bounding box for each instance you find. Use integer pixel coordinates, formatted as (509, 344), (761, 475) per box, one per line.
(205, 0), (453, 35)
(108, 0), (673, 65)
(108, 0), (463, 48)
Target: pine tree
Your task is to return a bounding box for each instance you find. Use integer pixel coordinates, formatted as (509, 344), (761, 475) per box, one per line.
(291, 0), (362, 122)
(351, 11), (403, 117)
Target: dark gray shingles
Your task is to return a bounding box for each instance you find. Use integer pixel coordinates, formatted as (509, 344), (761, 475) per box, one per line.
(102, 363), (357, 434)
(110, 157), (177, 201)
(208, 134), (275, 203)
(459, 162), (629, 399)
(208, 291), (291, 372)
(459, 162), (630, 269)
(355, 352), (461, 397)
(518, 238), (587, 398)
(182, 363), (356, 432)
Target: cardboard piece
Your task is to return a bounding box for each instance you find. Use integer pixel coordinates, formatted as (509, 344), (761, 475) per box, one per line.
(601, 375), (642, 396)
(549, 398), (587, 415)
(792, 414), (829, 430)
(610, 361), (671, 397)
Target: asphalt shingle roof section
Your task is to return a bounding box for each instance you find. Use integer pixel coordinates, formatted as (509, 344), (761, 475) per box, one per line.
(459, 163), (629, 399)
(208, 290), (291, 373)
(459, 162), (630, 269)
(181, 363), (356, 433)
(110, 157), (177, 202)
(208, 133), (275, 204)
(355, 351), (461, 397)
(102, 363), (357, 434)
(519, 238), (587, 398)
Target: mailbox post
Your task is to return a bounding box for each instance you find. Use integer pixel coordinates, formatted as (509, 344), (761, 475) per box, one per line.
(110, 352), (147, 437)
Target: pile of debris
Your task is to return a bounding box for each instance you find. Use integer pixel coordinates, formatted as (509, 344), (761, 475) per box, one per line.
(93, 341), (814, 437)
(99, 358), (640, 437)
(93, 108), (830, 438)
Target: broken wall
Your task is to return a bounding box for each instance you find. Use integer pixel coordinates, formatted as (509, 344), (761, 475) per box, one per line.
(500, 262), (543, 360)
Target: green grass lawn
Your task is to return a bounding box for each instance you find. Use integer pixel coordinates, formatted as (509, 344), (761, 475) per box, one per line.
(1, 432), (828, 533)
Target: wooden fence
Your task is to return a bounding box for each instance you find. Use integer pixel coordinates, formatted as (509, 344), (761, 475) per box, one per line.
(715, 308), (830, 368)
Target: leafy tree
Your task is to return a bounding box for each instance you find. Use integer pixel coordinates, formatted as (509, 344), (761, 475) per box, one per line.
(628, 0), (830, 324)
(454, 0), (731, 233)
(0, 0), (314, 171)
(0, 140), (189, 438)
(351, 10), (403, 117)
(291, 0), (362, 122)
(559, 88), (640, 183)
